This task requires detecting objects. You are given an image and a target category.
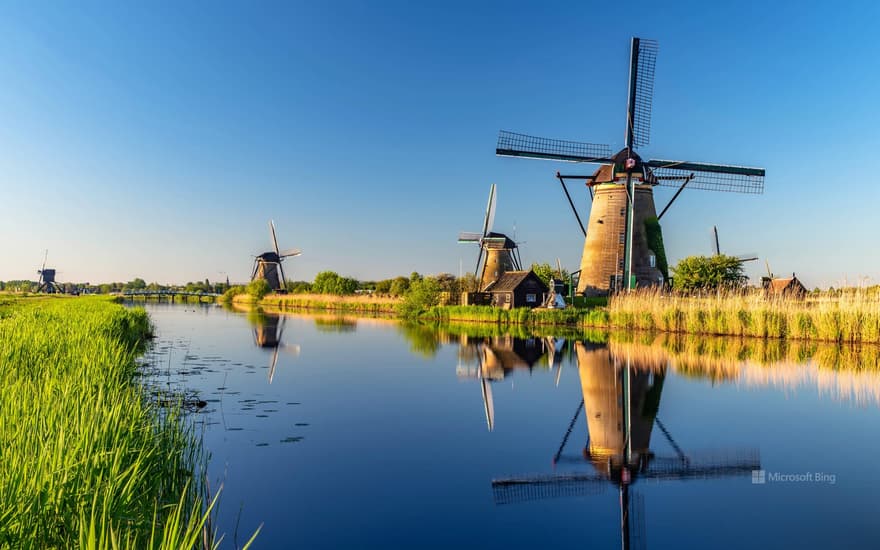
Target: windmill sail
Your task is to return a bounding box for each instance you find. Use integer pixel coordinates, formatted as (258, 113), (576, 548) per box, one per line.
(647, 159), (765, 194)
(627, 38), (658, 149)
(496, 131), (613, 164)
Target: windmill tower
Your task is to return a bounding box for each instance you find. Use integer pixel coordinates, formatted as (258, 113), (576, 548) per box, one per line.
(36, 250), (61, 294)
(497, 37), (765, 296)
(251, 220), (301, 293)
(458, 184), (522, 291)
(491, 341), (761, 549)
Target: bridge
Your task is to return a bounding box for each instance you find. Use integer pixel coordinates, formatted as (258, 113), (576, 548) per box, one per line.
(119, 290), (221, 302)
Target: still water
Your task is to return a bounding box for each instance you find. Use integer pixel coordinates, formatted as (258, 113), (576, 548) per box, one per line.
(138, 303), (880, 549)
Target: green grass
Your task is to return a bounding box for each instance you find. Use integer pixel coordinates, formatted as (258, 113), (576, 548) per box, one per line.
(0, 296), (243, 549)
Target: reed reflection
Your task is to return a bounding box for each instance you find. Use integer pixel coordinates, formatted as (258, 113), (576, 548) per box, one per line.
(247, 310), (300, 383)
(490, 340), (760, 550)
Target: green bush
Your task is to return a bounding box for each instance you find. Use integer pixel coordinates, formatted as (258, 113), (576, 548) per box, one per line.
(246, 279), (271, 300)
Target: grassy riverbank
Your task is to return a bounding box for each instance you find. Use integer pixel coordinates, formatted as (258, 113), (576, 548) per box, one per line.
(603, 290), (880, 343)
(237, 292), (400, 315)
(0, 296), (220, 548)
(234, 287), (880, 344)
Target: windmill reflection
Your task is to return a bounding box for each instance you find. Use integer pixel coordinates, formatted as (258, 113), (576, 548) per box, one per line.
(491, 341), (760, 550)
(250, 312), (300, 383)
(457, 335), (570, 431)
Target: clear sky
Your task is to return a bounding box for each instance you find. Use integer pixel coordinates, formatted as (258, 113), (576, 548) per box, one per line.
(1, 1), (879, 289)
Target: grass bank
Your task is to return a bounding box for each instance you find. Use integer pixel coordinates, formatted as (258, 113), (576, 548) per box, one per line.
(0, 296), (228, 549)
(239, 292), (400, 315)
(603, 290), (880, 344)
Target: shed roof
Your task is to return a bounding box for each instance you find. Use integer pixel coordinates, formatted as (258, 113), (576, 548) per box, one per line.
(484, 270), (548, 293)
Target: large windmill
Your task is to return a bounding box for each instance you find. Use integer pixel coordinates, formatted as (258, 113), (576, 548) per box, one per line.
(251, 220), (301, 293)
(497, 37), (765, 296)
(491, 342), (760, 549)
(458, 184), (522, 291)
(36, 250), (61, 294)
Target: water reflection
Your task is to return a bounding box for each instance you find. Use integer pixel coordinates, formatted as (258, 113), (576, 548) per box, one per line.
(491, 340), (760, 550)
(456, 335), (568, 431)
(247, 310), (300, 383)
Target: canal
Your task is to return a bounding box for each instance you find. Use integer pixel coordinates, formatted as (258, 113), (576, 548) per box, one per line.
(138, 303), (880, 549)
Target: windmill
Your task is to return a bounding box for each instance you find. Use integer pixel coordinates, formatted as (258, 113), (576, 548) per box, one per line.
(251, 220), (301, 293)
(251, 313), (300, 384)
(458, 184), (522, 291)
(490, 342), (760, 549)
(36, 250), (61, 294)
(712, 225), (757, 264)
(496, 37), (765, 296)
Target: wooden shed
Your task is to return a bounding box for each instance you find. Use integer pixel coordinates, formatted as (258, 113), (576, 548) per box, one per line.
(762, 273), (807, 299)
(483, 270), (549, 309)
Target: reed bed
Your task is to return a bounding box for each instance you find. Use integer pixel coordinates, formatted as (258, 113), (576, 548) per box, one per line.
(0, 297), (224, 549)
(426, 305), (591, 326)
(254, 292), (400, 314)
(603, 289), (880, 343)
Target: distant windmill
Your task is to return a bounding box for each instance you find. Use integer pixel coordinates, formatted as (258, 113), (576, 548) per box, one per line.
(497, 37), (765, 296)
(491, 342), (761, 549)
(712, 226), (757, 264)
(458, 184), (522, 291)
(251, 220), (301, 293)
(36, 250), (61, 294)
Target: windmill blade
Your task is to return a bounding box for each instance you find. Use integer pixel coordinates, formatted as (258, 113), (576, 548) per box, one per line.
(481, 377), (495, 432)
(41, 250), (48, 273)
(482, 184), (497, 237)
(280, 248), (302, 258)
(643, 449), (760, 481)
(277, 261), (288, 291)
(627, 37), (659, 149)
(269, 220), (281, 255)
(268, 344), (280, 384)
(496, 131), (613, 164)
(491, 473), (608, 505)
(647, 160), (765, 194)
(458, 232), (483, 243)
(474, 246), (485, 281)
(734, 254), (759, 262)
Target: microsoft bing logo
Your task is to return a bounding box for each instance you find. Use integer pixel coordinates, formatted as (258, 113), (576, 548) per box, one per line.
(752, 470), (766, 484)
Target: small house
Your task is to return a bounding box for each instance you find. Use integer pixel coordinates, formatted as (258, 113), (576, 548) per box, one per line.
(762, 273), (807, 299)
(483, 270), (549, 309)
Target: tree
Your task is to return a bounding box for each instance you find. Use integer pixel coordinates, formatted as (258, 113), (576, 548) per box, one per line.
(671, 255), (748, 292)
(531, 262), (570, 287)
(246, 278), (271, 300)
(398, 277), (442, 318)
(389, 277), (410, 297)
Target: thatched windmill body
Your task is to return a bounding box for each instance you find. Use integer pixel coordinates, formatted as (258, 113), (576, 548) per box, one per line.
(37, 250), (61, 294)
(251, 220), (301, 292)
(497, 37), (765, 296)
(458, 184), (522, 291)
(251, 313), (300, 384)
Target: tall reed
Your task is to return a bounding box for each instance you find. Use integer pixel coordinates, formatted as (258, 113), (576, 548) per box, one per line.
(604, 289), (880, 343)
(0, 297), (231, 548)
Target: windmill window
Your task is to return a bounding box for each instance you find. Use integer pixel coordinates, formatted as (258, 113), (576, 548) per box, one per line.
(505, 294), (511, 303)
(620, 207), (625, 216)
(619, 232), (625, 244)
(649, 253), (656, 268)
(526, 293), (536, 303)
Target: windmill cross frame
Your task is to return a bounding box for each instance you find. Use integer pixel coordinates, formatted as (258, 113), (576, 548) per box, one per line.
(496, 37), (766, 293)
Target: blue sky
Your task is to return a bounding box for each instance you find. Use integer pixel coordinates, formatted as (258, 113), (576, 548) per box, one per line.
(1, 1), (878, 288)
